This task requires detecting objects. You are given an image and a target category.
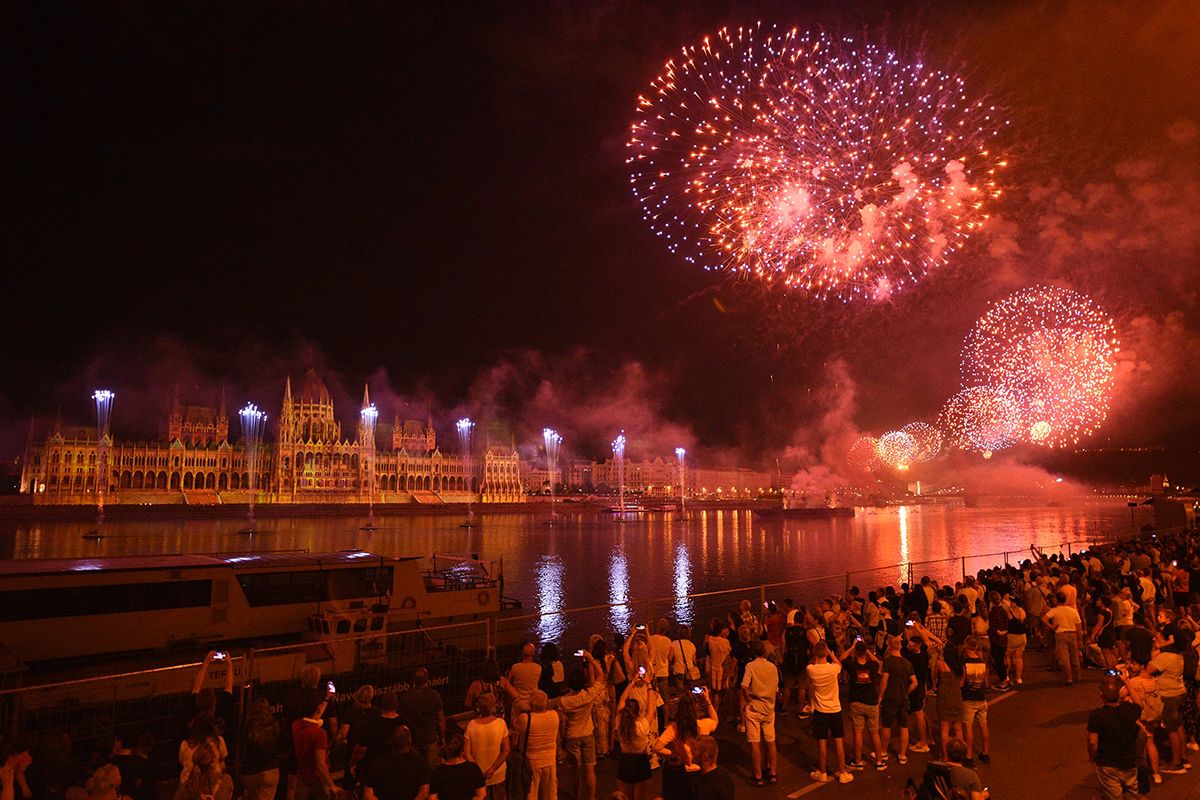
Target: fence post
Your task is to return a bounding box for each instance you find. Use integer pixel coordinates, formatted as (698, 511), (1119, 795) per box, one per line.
(1003, 551), (1009, 567)
(961, 557), (967, 583)
(1067, 541), (1072, 557)
(759, 584), (767, 609)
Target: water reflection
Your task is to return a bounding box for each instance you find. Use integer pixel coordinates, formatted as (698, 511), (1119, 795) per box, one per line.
(898, 505), (910, 586)
(609, 549), (632, 632)
(534, 555), (565, 642)
(673, 542), (692, 625)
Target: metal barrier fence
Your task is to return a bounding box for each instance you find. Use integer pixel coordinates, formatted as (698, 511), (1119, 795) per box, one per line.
(0, 524), (1176, 781)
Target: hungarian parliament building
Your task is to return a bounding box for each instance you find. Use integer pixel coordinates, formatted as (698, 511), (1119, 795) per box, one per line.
(18, 371), (524, 506)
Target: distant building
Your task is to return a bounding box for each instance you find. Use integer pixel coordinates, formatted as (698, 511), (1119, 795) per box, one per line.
(566, 457), (776, 499)
(19, 369), (522, 506)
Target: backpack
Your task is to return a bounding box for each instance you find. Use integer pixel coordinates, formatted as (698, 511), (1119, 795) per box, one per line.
(909, 762), (954, 800)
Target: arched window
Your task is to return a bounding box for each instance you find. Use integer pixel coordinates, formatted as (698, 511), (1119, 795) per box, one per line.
(184, 473), (194, 490)
(170, 472), (180, 490)
(218, 473), (228, 491)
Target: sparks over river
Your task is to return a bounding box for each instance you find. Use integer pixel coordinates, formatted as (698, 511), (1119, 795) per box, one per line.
(627, 24), (1006, 302)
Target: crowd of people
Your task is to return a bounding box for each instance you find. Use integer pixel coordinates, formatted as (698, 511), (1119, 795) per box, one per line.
(4, 525), (1200, 800)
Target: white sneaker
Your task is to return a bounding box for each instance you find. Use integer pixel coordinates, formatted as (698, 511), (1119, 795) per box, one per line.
(910, 744), (931, 753)
(836, 772), (854, 784)
(809, 771), (830, 783)
(1153, 773), (1163, 784)
(1188, 741), (1200, 752)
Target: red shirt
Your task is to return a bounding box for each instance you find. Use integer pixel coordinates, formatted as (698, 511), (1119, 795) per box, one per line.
(292, 718), (328, 785)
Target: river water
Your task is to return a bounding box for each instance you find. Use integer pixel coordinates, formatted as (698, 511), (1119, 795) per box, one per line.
(1, 500), (1146, 642)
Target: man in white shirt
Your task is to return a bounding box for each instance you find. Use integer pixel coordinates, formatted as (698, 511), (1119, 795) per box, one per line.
(1139, 570), (1157, 629)
(806, 642), (853, 784)
(650, 618), (673, 727)
(1042, 592), (1083, 685)
(741, 640), (779, 785)
(669, 626), (701, 688)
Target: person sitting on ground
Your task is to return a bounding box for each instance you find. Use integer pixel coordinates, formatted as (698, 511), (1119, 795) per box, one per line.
(939, 738), (988, 800)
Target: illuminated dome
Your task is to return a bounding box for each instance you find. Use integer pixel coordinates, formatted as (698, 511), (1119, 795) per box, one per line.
(297, 369), (332, 405)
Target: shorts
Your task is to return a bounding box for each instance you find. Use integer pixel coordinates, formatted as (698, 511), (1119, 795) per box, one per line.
(849, 702), (880, 731)
(1161, 695), (1183, 731)
(908, 690), (926, 715)
(812, 710), (845, 740)
(963, 700), (988, 729)
(565, 735), (597, 767)
(1005, 633), (1027, 653)
(880, 699), (908, 728)
(744, 699), (776, 743)
(616, 752), (651, 784)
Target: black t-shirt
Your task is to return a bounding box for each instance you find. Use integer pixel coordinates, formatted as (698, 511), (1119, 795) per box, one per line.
(947, 616), (971, 646)
(847, 658), (880, 705)
(342, 703), (382, 748)
(361, 714), (405, 760)
(429, 760), (485, 800)
(1126, 626), (1155, 664)
(362, 749), (429, 800)
(689, 766), (736, 800)
(399, 688), (444, 746)
(108, 754), (154, 800)
(1160, 622), (1184, 653)
(904, 645), (931, 690)
(961, 656), (988, 701)
(1088, 702), (1141, 769)
(882, 655), (916, 702)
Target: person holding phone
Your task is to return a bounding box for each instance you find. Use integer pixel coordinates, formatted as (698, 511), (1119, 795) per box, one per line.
(556, 650), (605, 800)
(654, 688), (718, 800)
(841, 639), (884, 772)
(615, 677), (657, 800)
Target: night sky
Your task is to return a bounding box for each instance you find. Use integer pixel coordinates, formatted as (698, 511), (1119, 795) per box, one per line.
(5, 1), (1200, 483)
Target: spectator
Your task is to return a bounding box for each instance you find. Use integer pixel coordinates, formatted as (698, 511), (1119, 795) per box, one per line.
(464, 660), (516, 716)
(105, 732), (153, 800)
(615, 690), (654, 800)
(429, 735), (485, 800)
(806, 642), (853, 784)
(464, 694), (510, 800)
(879, 634), (918, 766)
(704, 621), (732, 715)
(538, 644), (567, 700)
(178, 714), (227, 784)
(687, 737), (734, 800)
(1043, 591), (1083, 685)
(1148, 633), (1188, 775)
(654, 690), (718, 800)
(841, 639), (884, 772)
(338, 685), (379, 778)
(902, 632), (934, 753)
(591, 637), (622, 759)
(84, 764), (128, 800)
(557, 650), (606, 800)
(739, 640), (778, 785)
(649, 620), (673, 724)
(355, 692), (404, 772)
(947, 601), (971, 648)
(400, 669), (446, 772)
(1117, 660), (1163, 784)
(514, 691), (559, 800)
(985, 592), (1009, 690)
(960, 637), (991, 766)
(1114, 588), (1138, 661)
(241, 698), (281, 800)
(291, 689), (338, 800)
(669, 626), (701, 690)
(763, 602), (785, 655)
(1088, 675), (1141, 800)
(1124, 612), (1155, 667)
(508, 644), (543, 716)
(360, 726), (429, 800)
(1090, 596), (1117, 671)
(938, 738), (988, 800)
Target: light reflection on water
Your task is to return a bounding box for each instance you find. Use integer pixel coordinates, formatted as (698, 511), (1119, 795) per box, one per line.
(0, 501), (1149, 617)
(534, 554), (565, 642)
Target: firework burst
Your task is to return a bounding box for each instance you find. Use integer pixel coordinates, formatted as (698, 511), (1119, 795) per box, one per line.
(876, 430), (918, 468)
(961, 285), (1119, 448)
(627, 24), (1005, 302)
(847, 435), (883, 473)
(938, 385), (1023, 453)
(900, 421), (943, 462)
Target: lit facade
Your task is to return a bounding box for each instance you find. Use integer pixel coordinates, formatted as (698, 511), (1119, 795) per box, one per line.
(19, 370), (523, 506)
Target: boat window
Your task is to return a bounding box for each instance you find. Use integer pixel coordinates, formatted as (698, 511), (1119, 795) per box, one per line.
(236, 566), (393, 607)
(370, 617), (384, 631)
(353, 618), (367, 633)
(336, 620), (350, 634)
(0, 580), (212, 622)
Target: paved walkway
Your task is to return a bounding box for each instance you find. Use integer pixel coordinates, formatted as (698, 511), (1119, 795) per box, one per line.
(585, 648), (1200, 799)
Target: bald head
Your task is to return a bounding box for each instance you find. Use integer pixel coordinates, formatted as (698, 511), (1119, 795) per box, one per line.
(522, 643), (536, 660)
